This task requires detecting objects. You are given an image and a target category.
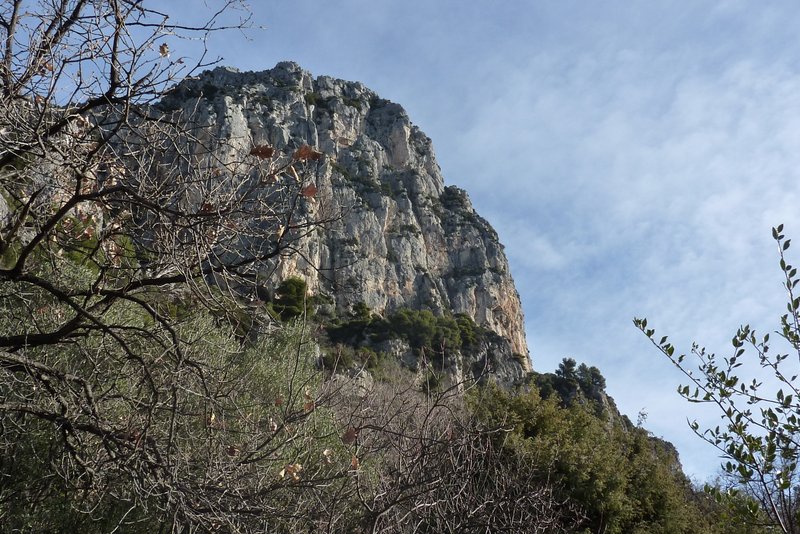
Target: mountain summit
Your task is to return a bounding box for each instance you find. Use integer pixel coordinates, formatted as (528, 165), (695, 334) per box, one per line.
(160, 61), (530, 380)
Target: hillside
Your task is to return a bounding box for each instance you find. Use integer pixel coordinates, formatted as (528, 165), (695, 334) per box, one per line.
(0, 23), (752, 527)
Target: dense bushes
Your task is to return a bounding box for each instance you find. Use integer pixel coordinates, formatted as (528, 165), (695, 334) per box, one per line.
(469, 383), (735, 534)
(272, 276), (310, 321)
(534, 357), (610, 413)
(1, 300), (587, 531)
(326, 303), (486, 359)
(0, 258), (750, 532)
(388, 308), (462, 354)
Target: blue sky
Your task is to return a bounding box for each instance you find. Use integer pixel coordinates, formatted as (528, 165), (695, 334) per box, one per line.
(163, 0), (800, 481)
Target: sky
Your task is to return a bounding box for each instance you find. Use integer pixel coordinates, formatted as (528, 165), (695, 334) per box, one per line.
(160, 0), (800, 482)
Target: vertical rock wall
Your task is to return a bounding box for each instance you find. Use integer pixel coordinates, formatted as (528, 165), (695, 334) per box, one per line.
(160, 62), (530, 371)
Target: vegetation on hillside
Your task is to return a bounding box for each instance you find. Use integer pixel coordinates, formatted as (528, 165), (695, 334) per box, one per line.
(0, 1), (783, 532)
(326, 302), (484, 359)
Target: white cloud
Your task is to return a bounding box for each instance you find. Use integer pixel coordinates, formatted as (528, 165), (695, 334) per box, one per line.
(435, 26), (800, 480)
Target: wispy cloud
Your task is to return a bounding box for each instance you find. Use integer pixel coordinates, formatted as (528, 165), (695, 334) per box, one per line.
(425, 9), (800, 480)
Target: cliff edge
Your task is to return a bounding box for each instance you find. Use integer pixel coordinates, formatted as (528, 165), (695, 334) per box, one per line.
(160, 62), (531, 374)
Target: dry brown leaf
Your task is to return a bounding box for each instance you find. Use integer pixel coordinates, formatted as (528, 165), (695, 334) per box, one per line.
(303, 401), (315, 413)
(293, 145), (323, 161)
(74, 115), (90, 129)
(249, 144), (274, 159)
(279, 463), (303, 481)
(301, 183), (318, 198)
(274, 396), (284, 407)
(342, 427), (359, 445)
(350, 455), (360, 470)
(159, 43), (169, 57)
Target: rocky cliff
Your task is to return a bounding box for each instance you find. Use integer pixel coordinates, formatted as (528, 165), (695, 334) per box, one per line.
(159, 62), (530, 374)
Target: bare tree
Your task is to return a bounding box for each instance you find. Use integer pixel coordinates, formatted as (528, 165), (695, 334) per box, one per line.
(327, 374), (581, 533)
(0, 2), (341, 531)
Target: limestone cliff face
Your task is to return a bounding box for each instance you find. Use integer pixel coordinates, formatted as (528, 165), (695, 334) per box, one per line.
(160, 62), (530, 372)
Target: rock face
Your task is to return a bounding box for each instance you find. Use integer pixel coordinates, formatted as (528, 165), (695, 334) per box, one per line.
(159, 62), (531, 373)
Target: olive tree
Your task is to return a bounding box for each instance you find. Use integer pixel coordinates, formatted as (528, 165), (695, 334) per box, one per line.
(636, 224), (800, 533)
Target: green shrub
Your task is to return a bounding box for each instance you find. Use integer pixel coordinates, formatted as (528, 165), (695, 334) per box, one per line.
(273, 276), (310, 321)
(304, 91), (324, 106)
(455, 313), (482, 346)
(469, 383), (724, 534)
(326, 306), (488, 366)
(342, 96), (362, 110)
(387, 308), (462, 356)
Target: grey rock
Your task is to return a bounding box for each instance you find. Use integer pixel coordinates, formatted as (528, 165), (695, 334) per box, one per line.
(160, 63), (532, 382)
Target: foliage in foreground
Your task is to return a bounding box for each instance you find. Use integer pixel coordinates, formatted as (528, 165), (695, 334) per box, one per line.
(1, 315), (344, 532)
(0, 294), (582, 532)
(637, 224), (800, 533)
(4, 298), (749, 533)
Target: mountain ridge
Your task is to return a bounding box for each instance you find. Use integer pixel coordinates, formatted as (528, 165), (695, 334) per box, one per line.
(159, 61), (531, 378)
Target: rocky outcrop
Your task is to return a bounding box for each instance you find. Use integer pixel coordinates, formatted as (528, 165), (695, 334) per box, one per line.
(159, 62), (530, 373)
